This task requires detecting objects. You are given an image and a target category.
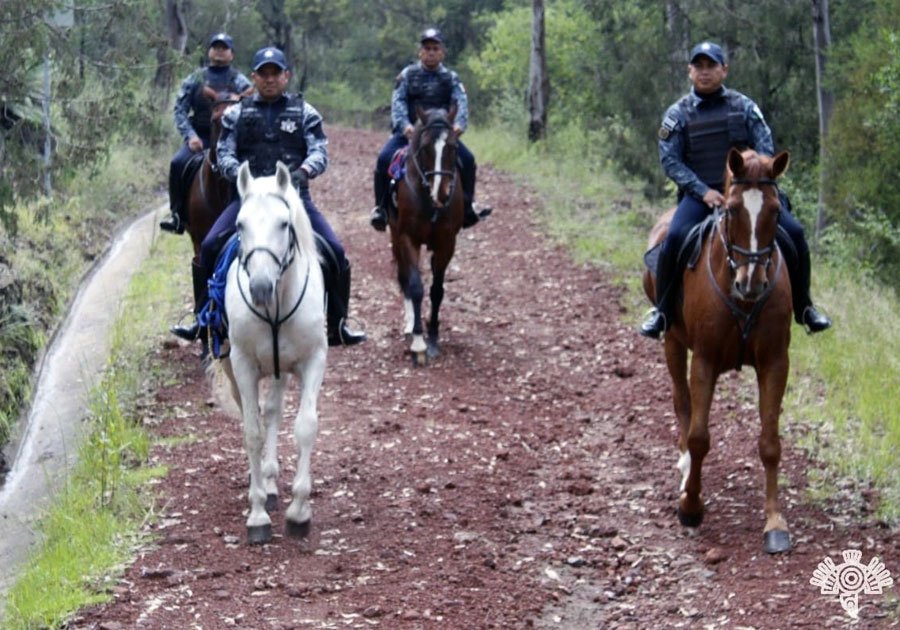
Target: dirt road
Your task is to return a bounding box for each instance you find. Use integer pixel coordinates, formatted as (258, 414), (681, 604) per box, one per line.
(73, 127), (897, 629)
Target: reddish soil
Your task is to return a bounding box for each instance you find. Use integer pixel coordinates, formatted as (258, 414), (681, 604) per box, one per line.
(71, 128), (897, 629)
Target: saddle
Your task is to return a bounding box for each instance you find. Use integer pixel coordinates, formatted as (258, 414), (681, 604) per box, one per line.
(180, 152), (205, 192)
(643, 214), (717, 278)
(197, 232), (341, 360)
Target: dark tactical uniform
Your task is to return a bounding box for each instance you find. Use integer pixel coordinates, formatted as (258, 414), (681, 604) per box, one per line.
(645, 79), (830, 337)
(163, 34), (251, 234)
(370, 29), (489, 231)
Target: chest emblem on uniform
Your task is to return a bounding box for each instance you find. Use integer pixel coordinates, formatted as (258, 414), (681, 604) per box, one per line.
(280, 119), (298, 134)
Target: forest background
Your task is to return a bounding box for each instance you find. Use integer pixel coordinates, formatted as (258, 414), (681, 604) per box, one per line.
(1, 0), (898, 514)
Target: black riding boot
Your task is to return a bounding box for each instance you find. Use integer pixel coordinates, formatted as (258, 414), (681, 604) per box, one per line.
(459, 160), (491, 229)
(161, 167), (186, 234)
(776, 232), (831, 333)
(171, 261), (208, 342)
(370, 169), (389, 232)
(640, 239), (680, 339)
(326, 263), (367, 347)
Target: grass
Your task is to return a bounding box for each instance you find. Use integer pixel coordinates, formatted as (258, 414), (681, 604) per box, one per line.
(2, 231), (188, 628)
(467, 121), (900, 523)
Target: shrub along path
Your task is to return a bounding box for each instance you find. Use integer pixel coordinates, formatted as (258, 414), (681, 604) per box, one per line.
(73, 127), (896, 628)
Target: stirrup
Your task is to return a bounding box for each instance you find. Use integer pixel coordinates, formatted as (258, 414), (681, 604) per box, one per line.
(329, 316), (367, 347)
(639, 307), (668, 340)
(369, 206), (386, 232)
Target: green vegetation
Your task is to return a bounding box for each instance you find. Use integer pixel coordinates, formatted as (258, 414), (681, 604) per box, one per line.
(2, 233), (187, 628)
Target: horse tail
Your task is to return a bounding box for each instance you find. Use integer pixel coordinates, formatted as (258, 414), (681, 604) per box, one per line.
(206, 357), (242, 419)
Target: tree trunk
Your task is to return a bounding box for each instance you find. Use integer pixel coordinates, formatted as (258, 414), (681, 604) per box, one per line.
(812, 0), (833, 244)
(154, 0), (187, 92)
(527, 0), (549, 142)
(665, 0), (689, 94)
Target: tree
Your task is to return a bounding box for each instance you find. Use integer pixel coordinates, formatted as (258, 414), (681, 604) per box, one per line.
(812, 0), (834, 242)
(527, 0), (548, 141)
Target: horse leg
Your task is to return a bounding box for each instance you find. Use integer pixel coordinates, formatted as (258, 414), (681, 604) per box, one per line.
(757, 357), (791, 553)
(664, 337), (692, 492)
(426, 256), (447, 359)
(285, 349), (327, 537)
(406, 264), (427, 365)
(678, 357), (717, 529)
(260, 376), (288, 513)
(231, 352), (272, 544)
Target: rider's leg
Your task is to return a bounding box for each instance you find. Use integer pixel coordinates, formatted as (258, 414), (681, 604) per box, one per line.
(162, 144), (193, 234)
(371, 134), (408, 231)
(303, 189), (366, 346)
(640, 194), (710, 339)
(776, 192), (831, 333)
(171, 198), (241, 342)
(458, 141), (491, 228)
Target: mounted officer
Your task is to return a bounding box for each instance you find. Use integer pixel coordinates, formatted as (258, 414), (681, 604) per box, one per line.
(640, 41), (831, 339)
(160, 33), (252, 234)
(369, 27), (492, 232)
(170, 46), (366, 347)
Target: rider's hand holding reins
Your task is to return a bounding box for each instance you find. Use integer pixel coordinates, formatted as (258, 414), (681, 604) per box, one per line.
(703, 188), (726, 209)
(188, 135), (203, 152)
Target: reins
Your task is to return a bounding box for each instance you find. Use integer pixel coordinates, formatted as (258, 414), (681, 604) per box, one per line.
(235, 199), (311, 379)
(706, 201), (784, 370)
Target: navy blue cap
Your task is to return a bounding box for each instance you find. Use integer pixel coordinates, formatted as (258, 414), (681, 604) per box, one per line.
(252, 47), (288, 71)
(208, 32), (233, 50)
(420, 28), (444, 44)
(690, 41), (726, 66)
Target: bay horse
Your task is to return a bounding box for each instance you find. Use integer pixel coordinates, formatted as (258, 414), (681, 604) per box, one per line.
(215, 161), (327, 545)
(643, 148), (794, 553)
(388, 104), (464, 365)
(186, 87), (244, 258)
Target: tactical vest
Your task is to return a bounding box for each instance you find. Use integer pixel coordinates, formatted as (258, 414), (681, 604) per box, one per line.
(405, 66), (454, 124)
(683, 89), (749, 191)
(189, 67), (239, 138)
(235, 94), (308, 176)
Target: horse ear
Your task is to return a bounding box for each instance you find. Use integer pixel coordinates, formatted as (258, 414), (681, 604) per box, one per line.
(237, 162), (252, 198)
(448, 102), (458, 124)
(727, 147), (745, 176)
(275, 161), (291, 193)
(416, 105), (426, 124)
(772, 151), (790, 179)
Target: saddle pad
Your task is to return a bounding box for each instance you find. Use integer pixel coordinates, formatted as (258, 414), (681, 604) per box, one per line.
(181, 151), (205, 187)
(387, 147), (407, 181)
(197, 234), (240, 358)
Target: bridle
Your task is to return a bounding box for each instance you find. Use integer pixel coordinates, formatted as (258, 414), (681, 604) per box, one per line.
(717, 177), (781, 272)
(708, 177), (784, 369)
(407, 118), (459, 216)
(235, 193), (311, 378)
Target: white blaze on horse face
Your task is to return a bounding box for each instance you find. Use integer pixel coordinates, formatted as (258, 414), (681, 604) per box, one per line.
(431, 129), (448, 204)
(742, 188), (764, 280)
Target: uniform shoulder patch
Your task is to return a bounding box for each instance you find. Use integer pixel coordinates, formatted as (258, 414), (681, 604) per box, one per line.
(659, 113), (678, 140)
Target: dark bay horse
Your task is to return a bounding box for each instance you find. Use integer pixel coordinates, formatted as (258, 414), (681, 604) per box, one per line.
(388, 105), (464, 365)
(643, 148), (794, 553)
(185, 87), (243, 258)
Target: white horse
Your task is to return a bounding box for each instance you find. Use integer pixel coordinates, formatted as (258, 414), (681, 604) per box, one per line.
(217, 160), (327, 544)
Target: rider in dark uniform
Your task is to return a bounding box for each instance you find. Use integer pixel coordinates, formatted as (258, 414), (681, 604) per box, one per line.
(170, 47), (366, 347)
(640, 41), (831, 339)
(369, 28), (492, 232)
(160, 33), (252, 234)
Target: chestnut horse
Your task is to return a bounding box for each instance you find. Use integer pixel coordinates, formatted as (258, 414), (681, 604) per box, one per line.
(643, 148), (794, 553)
(388, 105), (464, 365)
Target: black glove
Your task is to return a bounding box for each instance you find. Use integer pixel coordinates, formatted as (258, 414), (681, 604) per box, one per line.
(292, 168), (309, 189)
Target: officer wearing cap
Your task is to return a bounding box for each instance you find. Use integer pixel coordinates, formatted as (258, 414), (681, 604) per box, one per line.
(161, 33), (252, 234)
(171, 46), (366, 347)
(369, 27), (492, 232)
(640, 41), (831, 338)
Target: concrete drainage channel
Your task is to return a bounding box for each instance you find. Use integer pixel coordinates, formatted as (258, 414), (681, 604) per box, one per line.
(0, 206), (161, 602)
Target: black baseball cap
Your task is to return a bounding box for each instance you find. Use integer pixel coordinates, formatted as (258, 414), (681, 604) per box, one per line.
(252, 47), (288, 71)
(208, 32), (234, 50)
(690, 41), (726, 66)
(420, 28), (444, 44)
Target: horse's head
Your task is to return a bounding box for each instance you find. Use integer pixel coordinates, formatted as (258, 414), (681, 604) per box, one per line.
(235, 161), (315, 308)
(410, 104), (459, 208)
(721, 147), (790, 301)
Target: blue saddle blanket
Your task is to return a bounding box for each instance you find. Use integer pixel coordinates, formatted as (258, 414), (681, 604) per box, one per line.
(197, 234), (240, 358)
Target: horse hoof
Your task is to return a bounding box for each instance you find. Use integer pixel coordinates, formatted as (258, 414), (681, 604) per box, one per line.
(412, 351), (427, 367)
(763, 529), (791, 554)
(285, 518), (311, 538)
(247, 523), (272, 545)
(265, 494), (279, 513)
(426, 343), (440, 359)
(677, 506), (703, 528)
